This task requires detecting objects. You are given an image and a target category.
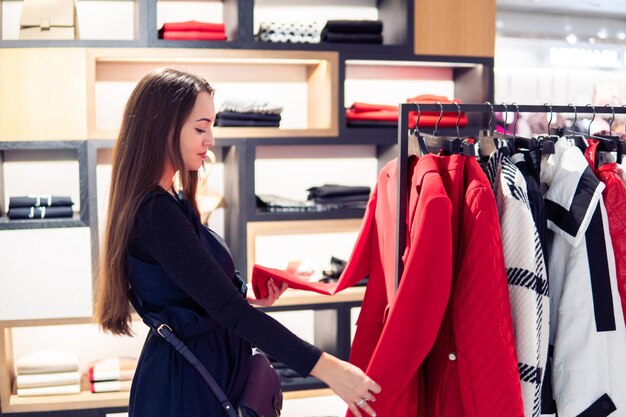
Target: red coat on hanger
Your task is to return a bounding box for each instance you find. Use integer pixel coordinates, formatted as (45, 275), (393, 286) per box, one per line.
(252, 155), (523, 417)
(585, 140), (626, 324)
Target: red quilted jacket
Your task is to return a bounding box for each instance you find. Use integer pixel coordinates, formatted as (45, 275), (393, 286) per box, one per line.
(252, 156), (523, 416)
(585, 141), (626, 324)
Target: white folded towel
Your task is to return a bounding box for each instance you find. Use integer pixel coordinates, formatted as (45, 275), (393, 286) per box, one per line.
(16, 371), (81, 389)
(16, 350), (79, 375)
(17, 384), (81, 397)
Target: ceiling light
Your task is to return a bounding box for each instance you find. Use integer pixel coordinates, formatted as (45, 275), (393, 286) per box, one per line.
(597, 29), (608, 39)
(617, 32), (626, 40)
(566, 34), (578, 44)
(496, 20), (504, 29)
(563, 24), (572, 32)
(588, 37), (597, 44)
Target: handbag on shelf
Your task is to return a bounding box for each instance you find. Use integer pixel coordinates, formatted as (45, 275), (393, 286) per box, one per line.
(19, 0), (79, 40)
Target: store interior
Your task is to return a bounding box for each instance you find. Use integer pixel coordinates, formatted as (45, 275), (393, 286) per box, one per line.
(1, 0), (625, 416)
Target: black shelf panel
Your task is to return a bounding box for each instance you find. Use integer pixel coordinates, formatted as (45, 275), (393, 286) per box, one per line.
(0, 40), (144, 48)
(150, 39), (238, 49)
(251, 209), (365, 222)
(280, 375), (326, 392)
(0, 141), (84, 151)
(343, 52), (494, 66)
(242, 136), (394, 146)
(249, 41), (409, 54)
(0, 215), (86, 230)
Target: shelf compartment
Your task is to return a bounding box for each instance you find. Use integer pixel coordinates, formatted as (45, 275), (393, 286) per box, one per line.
(156, 0), (238, 43)
(252, 0), (410, 48)
(246, 218), (363, 284)
(0, 227), (93, 322)
(1, 0), (137, 42)
(343, 58), (491, 133)
(88, 48), (339, 139)
(0, 321), (148, 414)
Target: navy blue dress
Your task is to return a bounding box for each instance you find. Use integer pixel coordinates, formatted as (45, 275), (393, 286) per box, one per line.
(126, 188), (322, 417)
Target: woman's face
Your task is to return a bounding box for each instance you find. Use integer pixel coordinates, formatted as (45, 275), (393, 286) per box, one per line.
(179, 91), (216, 171)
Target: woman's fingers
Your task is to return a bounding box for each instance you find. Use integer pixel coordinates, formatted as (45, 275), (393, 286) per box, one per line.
(357, 399), (376, 416)
(368, 380), (382, 394)
(348, 403), (363, 417)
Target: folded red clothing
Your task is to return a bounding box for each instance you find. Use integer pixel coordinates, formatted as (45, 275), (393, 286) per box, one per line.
(406, 95), (463, 117)
(350, 102), (398, 113)
(346, 109), (468, 127)
(163, 31), (227, 41)
(162, 21), (225, 33)
(350, 96), (464, 118)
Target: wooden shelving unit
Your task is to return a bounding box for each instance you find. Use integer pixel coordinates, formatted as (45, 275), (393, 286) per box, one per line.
(0, 0), (495, 414)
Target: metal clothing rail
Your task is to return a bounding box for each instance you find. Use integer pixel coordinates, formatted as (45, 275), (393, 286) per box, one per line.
(395, 103), (626, 292)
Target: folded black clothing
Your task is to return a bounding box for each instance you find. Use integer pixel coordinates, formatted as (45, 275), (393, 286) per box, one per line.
(347, 119), (397, 127)
(8, 206), (74, 220)
(323, 20), (383, 34)
(321, 30), (383, 44)
(216, 112), (281, 122)
(312, 194), (370, 205)
(9, 195), (73, 208)
(214, 119), (280, 127)
(307, 184), (371, 199)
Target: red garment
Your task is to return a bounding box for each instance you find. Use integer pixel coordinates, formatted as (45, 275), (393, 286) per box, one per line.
(162, 31), (227, 41)
(584, 140), (626, 324)
(347, 96), (468, 128)
(162, 21), (225, 32)
(345, 109), (467, 127)
(253, 156), (524, 417)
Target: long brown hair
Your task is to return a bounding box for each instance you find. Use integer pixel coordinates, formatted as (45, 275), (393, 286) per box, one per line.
(96, 68), (215, 335)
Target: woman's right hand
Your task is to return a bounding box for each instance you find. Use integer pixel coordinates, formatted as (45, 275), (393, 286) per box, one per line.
(309, 352), (381, 417)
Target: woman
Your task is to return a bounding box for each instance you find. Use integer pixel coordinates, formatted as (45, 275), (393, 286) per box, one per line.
(95, 68), (380, 417)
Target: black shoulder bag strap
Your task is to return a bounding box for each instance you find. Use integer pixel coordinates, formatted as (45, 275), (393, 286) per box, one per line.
(128, 290), (239, 417)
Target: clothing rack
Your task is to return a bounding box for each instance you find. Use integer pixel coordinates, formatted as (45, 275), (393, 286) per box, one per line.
(395, 103), (626, 292)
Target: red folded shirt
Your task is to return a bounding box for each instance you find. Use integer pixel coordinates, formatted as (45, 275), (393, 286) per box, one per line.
(162, 21), (225, 33)
(346, 109), (468, 127)
(162, 31), (227, 41)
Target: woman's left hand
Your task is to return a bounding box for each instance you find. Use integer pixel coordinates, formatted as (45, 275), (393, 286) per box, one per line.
(247, 278), (288, 307)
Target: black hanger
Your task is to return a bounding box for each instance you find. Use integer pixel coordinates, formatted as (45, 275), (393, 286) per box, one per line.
(535, 103), (556, 155)
(492, 103), (516, 156)
(409, 104), (430, 156)
(477, 101), (499, 159)
(594, 104), (625, 164)
(563, 103), (588, 152)
(511, 102), (537, 152)
(430, 101), (463, 155)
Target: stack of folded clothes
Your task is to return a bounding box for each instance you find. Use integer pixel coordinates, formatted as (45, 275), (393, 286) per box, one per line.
(346, 95), (469, 128)
(256, 194), (317, 213)
(306, 184), (371, 209)
(89, 357), (138, 393)
(7, 194), (74, 220)
(15, 350), (81, 397)
(321, 20), (383, 44)
(215, 98), (283, 127)
(158, 20), (227, 41)
(256, 21), (320, 43)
